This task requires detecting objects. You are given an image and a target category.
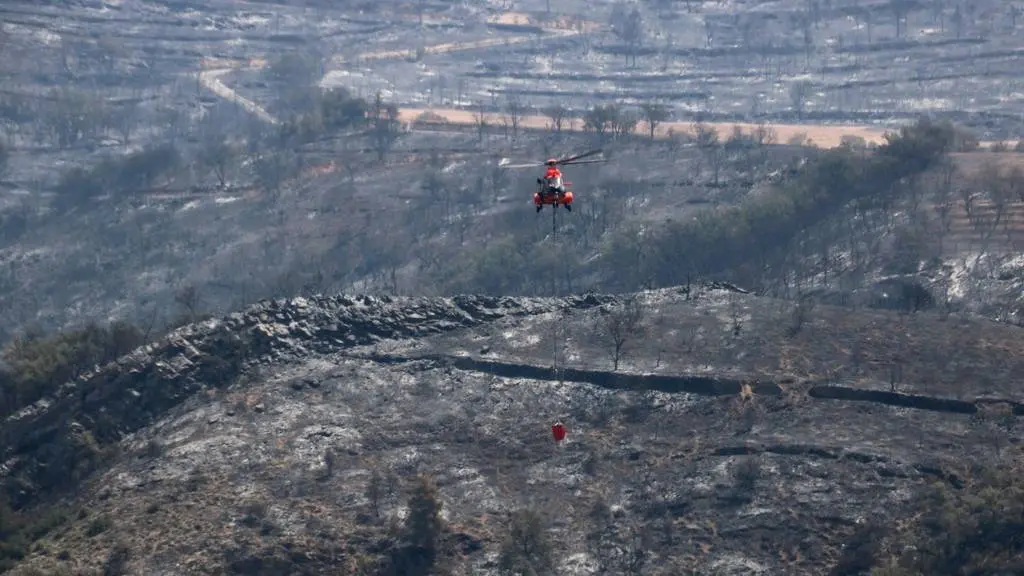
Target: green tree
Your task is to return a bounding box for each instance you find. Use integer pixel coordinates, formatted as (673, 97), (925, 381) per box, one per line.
(583, 104), (620, 142)
(372, 92), (402, 161)
(609, 2), (644, 66)
(383, 473), (445, 576)
(0, 321), (144, 416)
(877, 117), (956, 177)
(640, 103), (669, 139)
(319, 87), (369, 131)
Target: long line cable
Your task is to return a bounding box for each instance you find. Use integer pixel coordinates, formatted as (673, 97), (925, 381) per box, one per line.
(551, 196), (574, 451)
(551, 202), (559, 383)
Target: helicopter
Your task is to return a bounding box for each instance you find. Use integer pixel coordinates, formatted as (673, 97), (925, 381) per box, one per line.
(499, 149), (606, 212)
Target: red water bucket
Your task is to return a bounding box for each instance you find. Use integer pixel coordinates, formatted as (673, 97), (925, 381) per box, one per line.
(551, 422), (567, 442)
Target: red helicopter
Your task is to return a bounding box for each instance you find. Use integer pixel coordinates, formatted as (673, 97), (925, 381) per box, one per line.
(499, 150), (606, 212)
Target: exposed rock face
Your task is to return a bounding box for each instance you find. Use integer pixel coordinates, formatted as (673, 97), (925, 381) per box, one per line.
(2, 286), (1021, 575)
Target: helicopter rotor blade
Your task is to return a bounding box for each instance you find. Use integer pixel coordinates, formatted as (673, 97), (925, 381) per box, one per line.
(498, 149), (605, 169)
(556, 149), (603, 165)
(558, 159), (608, 166)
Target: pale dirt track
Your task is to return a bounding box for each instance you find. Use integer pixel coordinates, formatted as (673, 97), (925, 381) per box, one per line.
(198, 64), (279, 125)
(397, 107), (891, 149)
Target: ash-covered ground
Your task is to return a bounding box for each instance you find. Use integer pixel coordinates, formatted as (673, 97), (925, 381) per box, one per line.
(4, 286), (1020, 575)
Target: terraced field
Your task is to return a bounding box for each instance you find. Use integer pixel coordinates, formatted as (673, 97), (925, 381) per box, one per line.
(941, 201), (1024, 252)
(180, 0), (1024, 144)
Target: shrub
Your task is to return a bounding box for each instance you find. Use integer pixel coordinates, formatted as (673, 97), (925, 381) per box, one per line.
(0, 321), (145, 416)
(498, 509), (556, 576)
(888, 468), (1024, 574)
(381, 474), (446, 576)
(733, 455), (761, 493)
(403, 474), (444, 553)
(855, 465), (1024, 575)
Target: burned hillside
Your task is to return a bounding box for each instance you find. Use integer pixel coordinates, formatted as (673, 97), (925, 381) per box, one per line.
(1, 286), (1022, 575)
(1, 1), (1024, 573)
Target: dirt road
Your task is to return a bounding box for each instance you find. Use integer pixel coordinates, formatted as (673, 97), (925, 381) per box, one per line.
(397, 107), (891, 148)
(198, 65), (279, 125)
